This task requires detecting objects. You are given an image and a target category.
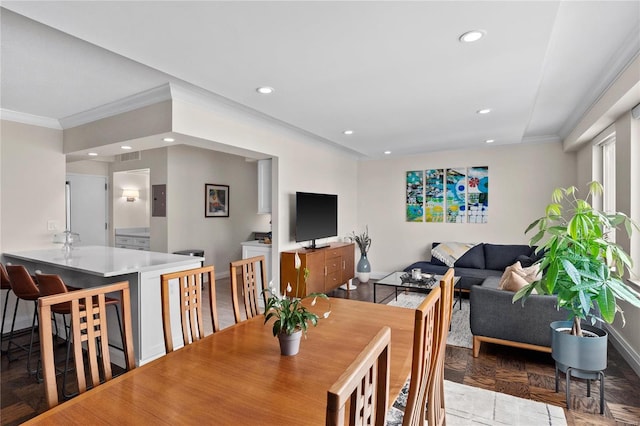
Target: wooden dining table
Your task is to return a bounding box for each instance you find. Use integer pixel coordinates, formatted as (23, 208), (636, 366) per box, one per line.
(25, 297), (415, 425)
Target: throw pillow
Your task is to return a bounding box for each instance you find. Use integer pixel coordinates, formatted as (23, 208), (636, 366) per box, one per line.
(502, 271), (530, 292)
(498, 261), (540, 292)
(431, 242), (476, 267)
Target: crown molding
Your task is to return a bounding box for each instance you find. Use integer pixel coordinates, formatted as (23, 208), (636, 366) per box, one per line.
(59, 84), (172, 129)
(521, 135), (561, 144)
(559, 31), (640, 138)
(0, 109), (62, 129)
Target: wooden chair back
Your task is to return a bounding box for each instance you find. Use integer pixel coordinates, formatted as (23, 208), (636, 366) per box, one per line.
(230, 255), (267, 323)
(160, 265), (219, 353)
(326, 326), (391, 426)
(426, 268), (455, 426)
(402, 285), (442, 426)
(38, 281), (135, 408)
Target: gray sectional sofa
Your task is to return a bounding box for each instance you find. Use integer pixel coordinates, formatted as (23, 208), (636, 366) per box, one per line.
(404, 242), (567, 356)
(469, 276), (567, 357)
(404, 242), (542, 291)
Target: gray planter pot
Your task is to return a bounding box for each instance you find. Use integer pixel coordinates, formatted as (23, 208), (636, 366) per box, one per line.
(278, 330), (302, 356)
(551, 320), (608, 414)
(551, 320), (608, 377)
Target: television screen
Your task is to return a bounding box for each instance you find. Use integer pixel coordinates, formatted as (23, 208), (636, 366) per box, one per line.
(295, 192), (338, 247)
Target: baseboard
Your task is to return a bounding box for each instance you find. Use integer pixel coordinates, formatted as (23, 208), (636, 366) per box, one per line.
(604, 323), (640, 377)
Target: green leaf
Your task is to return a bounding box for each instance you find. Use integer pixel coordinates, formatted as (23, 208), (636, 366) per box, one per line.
(560, 259), (581, 286)
(608, 278), (640, 308)
(529, 230), (545, 246)
(525, 218), (542, 235)
(596, 286), (616, 323)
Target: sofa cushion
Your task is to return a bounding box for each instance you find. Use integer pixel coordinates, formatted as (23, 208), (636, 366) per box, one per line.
(484, 244), (534, 271)
(454, 243), (485, 269)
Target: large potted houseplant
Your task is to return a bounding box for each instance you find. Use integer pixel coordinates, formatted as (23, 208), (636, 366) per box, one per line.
(264, 252), (330, 356)
(514, 182), (640, 399)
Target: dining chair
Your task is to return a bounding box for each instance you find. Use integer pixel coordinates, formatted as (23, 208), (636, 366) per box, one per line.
(36, 273), (125, 396)
(426, 268), (455, 426)
(402, 285), (442, 426)
(326, 326), (391, 426)
(160, 265), (219, 353)
(0, 264), (13, 353)
(38, 281), (135, 409)
(5, 265), (41, 374)
(230, 255), (267, 323)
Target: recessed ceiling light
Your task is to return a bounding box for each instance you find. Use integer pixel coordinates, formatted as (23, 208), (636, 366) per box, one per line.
(121, 145), (132, 150)
(343, 130), (354, 135)
(485, 139), (495, 144)
(459, 30), (486, 43)
(384, 151), (391, 155)
(88, 152), (98, 156)
(163, 137), (175, 143)
(477, 108), (492, 114)
(256, 86), (274, 94)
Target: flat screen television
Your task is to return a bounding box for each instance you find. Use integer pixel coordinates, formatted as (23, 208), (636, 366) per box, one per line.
(295, 192), (338, 249)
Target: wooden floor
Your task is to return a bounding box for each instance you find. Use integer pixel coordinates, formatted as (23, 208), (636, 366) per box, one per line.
(2, 277), (639, 425)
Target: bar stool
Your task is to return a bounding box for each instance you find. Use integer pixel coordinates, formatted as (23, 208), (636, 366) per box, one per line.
(36, 273), (124, 397)
(5, 265), (41, 375)
(1, 264), (13, 354)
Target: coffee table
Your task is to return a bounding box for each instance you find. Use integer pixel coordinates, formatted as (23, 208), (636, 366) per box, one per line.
(374, 271), (461, 308)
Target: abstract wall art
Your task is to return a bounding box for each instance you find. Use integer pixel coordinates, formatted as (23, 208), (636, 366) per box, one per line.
(405, 166), (488, 223)
(467, 166), (489, 223)
(406, 170), (424, 222)
(424, 169), (445, 223)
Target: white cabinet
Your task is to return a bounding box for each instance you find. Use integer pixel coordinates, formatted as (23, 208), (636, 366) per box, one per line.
(241, 240), (272, 306)
(115, 235), (150, 250)
(257, 159), (272, 214)
(115, 228), (150, 251)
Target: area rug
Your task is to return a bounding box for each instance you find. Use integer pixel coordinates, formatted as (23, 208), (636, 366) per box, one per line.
(386, 380), (567, 426)
(387, 292), (472, 349)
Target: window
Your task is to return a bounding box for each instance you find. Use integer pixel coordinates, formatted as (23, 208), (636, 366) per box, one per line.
(600, 135), (616, 242)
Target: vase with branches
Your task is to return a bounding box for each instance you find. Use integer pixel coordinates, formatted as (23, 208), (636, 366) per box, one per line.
(349, 226), (372, 283)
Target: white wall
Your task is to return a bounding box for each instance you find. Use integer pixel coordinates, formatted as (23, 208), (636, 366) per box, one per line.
(167, 145), (270, 276)
(113, 171), (150, 229)
(0, 120), (65, 251)
(66, 159), (109, 176)
(171, 98), (360, 285)
(601, 112), (640, 373)
(0, 119), (66, 332)
(357, 141), (577, 275)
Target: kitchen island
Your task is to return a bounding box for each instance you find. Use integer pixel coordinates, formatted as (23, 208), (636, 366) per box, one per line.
(3, 246), (203, 366)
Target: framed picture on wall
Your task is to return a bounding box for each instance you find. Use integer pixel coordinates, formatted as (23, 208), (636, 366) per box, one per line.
(205, 184), (229, 217)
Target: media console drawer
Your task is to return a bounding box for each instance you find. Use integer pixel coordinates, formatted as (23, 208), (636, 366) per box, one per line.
(280, 242), (355, 296)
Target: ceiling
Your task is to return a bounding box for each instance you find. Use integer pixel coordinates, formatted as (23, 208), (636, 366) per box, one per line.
(1, 1), (639, 159)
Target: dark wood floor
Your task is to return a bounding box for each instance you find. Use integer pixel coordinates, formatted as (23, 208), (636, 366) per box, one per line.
(2, 278), (639, 425)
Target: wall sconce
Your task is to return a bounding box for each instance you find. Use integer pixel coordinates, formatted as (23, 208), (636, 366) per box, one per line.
(122, 189), (139, 202)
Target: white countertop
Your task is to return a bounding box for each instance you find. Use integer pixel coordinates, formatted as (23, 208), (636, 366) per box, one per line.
(241, 240), (272, 248)
(3, 246), (203, 278)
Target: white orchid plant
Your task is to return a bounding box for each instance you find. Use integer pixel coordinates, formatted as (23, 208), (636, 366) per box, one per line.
(264, 252), (331, 336)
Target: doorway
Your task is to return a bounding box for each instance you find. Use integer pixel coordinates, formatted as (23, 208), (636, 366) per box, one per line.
(113, 169), (151, 232)
(67, 173), (108, 246)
